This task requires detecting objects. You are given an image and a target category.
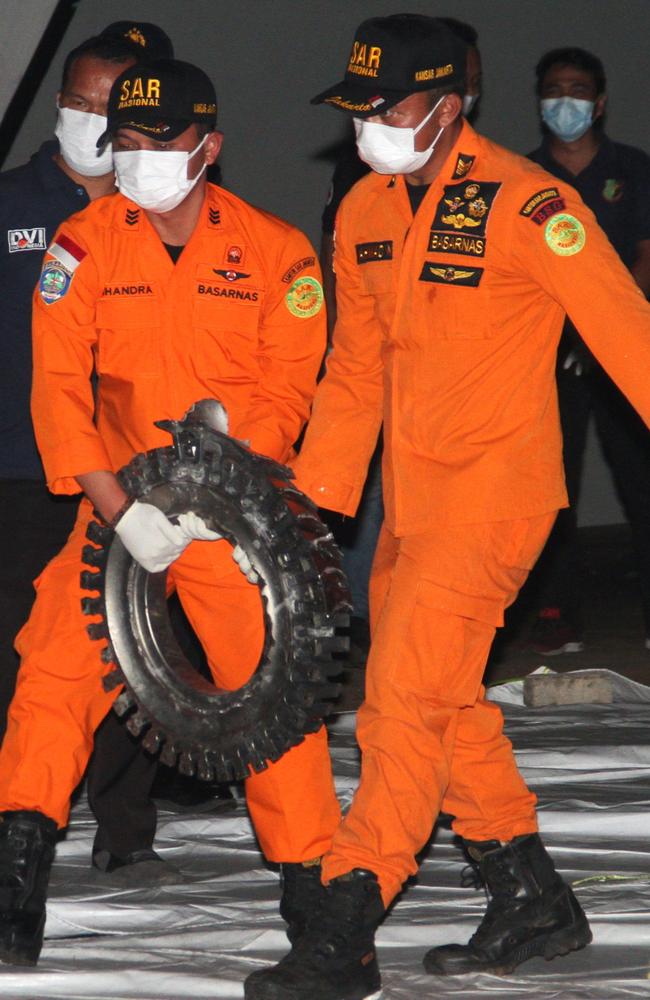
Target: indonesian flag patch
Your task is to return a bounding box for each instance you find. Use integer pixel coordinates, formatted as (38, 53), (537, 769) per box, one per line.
(47, 233), (87, 272)
(39, 234), (86, 303)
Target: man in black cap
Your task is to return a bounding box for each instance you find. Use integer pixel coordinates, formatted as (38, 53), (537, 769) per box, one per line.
(0, 22), (180, 887)
(318, 17), (482, 672)
(245, 13), (650, 999)
(0, 57), (336, 968)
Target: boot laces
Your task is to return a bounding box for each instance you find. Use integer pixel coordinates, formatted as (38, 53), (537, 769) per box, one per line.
(469, 856), (524, 947)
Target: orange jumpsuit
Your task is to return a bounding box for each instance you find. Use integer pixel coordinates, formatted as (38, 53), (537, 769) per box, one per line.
(0, 183), (341, 862)
(293, 120), (650, 905)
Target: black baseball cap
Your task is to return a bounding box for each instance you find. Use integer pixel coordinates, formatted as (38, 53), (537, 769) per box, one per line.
(99, 21), (174, 61)
(312, 14), (467, 117)
(98, 58), (217, 146)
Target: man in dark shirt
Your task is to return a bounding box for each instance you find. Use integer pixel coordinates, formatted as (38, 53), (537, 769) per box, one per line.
(526, 47), (650, 654)
(0, 21), (182, 882)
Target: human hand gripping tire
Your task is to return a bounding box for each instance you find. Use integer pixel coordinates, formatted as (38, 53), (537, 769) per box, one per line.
(115, 500), (221, 573)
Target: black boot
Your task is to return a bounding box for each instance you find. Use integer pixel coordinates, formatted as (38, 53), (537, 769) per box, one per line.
(0, 810), (57, 966)
(279, 861), (325, 943)
(245, 868), (384, 1000)
(423, 833), (592, 976)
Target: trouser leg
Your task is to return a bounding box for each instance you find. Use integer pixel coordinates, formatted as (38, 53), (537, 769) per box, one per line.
(0, 504), (116, 827)
(339, 440), (384, 622)
(592, 369), (650, 635)
(530, 366), (591, 629)
(322, 514), (555, 906)
(172, 539), (341, 862)
(0, 482), (78, 743)
(87, 711), (158, 858)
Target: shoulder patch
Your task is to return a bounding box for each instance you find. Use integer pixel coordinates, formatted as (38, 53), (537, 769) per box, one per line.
(281, 256), (316, 283)
(125, 208), (139, 227)
(285, 275), (323, 318)
(47, 233), (86, 272)
(544, 213), (586, 256)
(451, 153), (475, 179)
(355, 240), (393, 265)
(419, 261), (483, 287)
(39, 260), (72, 303)
(519, 188), (565, 225)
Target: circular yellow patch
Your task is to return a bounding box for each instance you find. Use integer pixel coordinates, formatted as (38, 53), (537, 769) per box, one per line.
(286, 275), (323, 318)
(544, 213), (586, 256)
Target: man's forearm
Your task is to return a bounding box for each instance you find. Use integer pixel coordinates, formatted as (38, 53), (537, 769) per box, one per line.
(76, 470), (130, 525)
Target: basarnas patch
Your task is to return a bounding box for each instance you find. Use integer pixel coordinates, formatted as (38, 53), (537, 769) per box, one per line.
(544, 213), (586, 256)
(428, 181), (501, 257)
(285, 275), (323, 318)
(39, 260), (72, 303)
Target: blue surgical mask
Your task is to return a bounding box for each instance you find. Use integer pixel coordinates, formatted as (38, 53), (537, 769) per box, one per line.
(540, 97), (595, 142)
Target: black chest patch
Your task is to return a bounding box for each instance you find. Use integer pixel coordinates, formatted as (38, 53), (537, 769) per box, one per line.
(428, 181), (501, 257)
(419, 262), (483, 287)
(355, 240), (393, 264)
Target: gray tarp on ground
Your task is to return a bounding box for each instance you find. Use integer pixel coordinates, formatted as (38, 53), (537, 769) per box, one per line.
(1, 669), (649, 999)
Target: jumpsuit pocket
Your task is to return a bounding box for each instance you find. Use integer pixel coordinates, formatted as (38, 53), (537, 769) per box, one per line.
(359, 260), (393, 296)
(96, 296), (161, 376)
(418, 264), (492, 340)
(193, 266), (263, 369)
(389, 581), (495, 708)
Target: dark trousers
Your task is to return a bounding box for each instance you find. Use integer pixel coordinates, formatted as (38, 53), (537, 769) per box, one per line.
(533, 364), (650, 633)
(0, 480), (157, 856)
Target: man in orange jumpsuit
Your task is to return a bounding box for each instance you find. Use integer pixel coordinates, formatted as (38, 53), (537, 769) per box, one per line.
(0, 58), (340, 966)
(245, 16), (650, 1000)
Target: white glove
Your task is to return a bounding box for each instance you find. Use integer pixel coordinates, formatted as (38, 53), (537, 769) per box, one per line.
(176, 511), (222, 543)
(115, 501), (219, 573)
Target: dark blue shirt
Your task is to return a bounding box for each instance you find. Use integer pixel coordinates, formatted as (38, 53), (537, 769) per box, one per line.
(528, 135), (650, 270)
(0, 140), (90, 479)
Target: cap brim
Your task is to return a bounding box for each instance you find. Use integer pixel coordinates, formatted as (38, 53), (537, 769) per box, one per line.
(311, 80), (409, 117)
(96, 118), (193, 148)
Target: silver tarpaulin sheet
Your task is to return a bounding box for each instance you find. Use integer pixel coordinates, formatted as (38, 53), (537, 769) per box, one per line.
(1, 669), (649, 999)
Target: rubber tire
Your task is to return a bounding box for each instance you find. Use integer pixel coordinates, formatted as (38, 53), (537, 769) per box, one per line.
(80, 422), (350, 782)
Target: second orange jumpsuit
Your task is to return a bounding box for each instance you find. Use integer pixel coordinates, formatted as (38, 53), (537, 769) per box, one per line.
(0, 183), (341, 862)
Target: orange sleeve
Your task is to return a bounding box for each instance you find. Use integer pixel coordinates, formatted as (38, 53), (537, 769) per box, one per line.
(511, 182), (650, 426)
(31, 220), (112, 494)
(291, 200), (384, 514)
(231, 228), (326, 464)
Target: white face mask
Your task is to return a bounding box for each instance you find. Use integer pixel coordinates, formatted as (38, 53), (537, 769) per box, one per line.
(54, 104), (113, 177)
(353, 96), (446, 175)
(462, 93), (479, 117)
(113, 135), (208, 214)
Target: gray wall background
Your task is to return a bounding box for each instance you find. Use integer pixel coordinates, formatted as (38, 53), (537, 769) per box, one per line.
(5, 0), (650, 525)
